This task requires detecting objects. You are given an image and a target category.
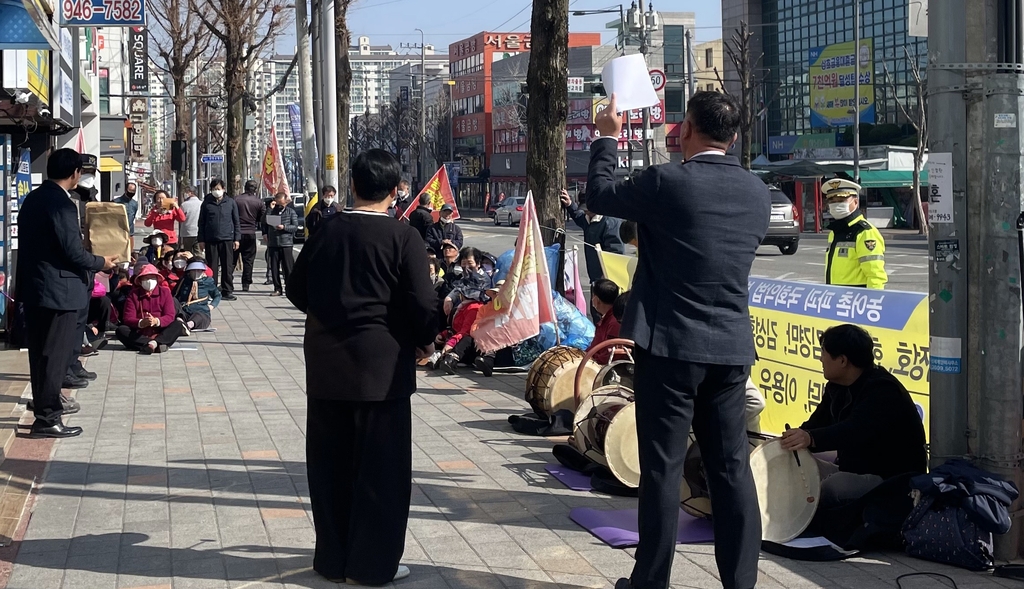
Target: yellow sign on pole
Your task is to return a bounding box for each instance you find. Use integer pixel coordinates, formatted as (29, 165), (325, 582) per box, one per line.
(325, 154), (335, 171)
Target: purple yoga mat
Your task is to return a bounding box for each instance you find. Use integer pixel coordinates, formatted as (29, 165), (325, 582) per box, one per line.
(545, 464), (592, 491)
(570, 507), (715, 548)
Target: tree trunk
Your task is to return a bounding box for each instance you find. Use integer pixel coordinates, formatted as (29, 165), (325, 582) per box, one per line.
(336, 1), (353, 194)
(225, 40), (246, 194)
(526, 0), (569, 248)
(913, 148), (928, 236)
(173, 91), (190, 198)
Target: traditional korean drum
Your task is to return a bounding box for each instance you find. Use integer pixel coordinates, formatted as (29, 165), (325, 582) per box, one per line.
(524, 346), (599, 418)
(570, 384), (640, 487)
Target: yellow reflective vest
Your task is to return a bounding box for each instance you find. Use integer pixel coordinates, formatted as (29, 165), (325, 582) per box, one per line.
(825, 213), (888, 289)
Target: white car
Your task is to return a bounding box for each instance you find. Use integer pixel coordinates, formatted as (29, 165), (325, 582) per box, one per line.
(493, 196), (526, 226)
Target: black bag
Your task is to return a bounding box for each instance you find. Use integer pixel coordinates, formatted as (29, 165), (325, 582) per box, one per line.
(902, 494), (994, 571)
(6, 301), (27, 349)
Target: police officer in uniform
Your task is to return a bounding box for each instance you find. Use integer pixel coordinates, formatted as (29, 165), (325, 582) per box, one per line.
(823, 178), (888, 289)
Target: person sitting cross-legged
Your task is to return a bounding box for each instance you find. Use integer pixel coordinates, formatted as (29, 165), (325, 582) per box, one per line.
(781, 323), (927, 510)
(176, 259), (222, 332)
(115, 264), (186, 354)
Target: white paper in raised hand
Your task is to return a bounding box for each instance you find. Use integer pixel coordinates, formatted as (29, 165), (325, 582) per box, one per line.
(601, 53), (660, 113)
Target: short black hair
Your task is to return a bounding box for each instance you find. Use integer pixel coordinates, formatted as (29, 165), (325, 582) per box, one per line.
(458, 247), (484, 265)
(419, 193), (430, 205)
(592, 278), (620, 305)
(210, 178), (225, 190)
(351, 149), (401, 202)
(47, 148), (82, 180)
(244, 180), (258, 193)
(685, 91), (742, 144)
(820, 324), (875, 369)
(427, 256), (439, 272)
(322, 185), (337, 195)
(619, 220), (637, 245)
(612, 290), (630, 322)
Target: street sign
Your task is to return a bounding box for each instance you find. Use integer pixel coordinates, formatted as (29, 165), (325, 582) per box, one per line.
(60, 0), (147, 27)
(201, 154), (225, 165)
(649, 69), (666, 92)
(567, 77), (585, 94)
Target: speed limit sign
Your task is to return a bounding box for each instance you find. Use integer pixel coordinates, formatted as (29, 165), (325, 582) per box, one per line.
(649, 69), (666, 92)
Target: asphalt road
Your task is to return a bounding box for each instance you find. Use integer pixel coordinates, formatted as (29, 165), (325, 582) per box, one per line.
(295, 218), (929, 293)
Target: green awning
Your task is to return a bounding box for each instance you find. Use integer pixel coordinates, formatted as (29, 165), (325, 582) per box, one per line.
(857, 169), (929, 188)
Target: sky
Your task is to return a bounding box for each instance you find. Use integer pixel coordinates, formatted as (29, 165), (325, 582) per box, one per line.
(276, 0), (722, 55)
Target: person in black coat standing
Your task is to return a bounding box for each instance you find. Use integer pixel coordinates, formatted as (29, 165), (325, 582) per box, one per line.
(407, 193), (434, 240)
(263, 192), (299, 296)
(424, 204), (463, 254)
(587, 92), (771, 589)
(287, 149), (437, 586)
(197, 178), (241, 300)
(16, 148), (118, 438)
(306, 184), (341, 236)
(560, 188), (624, 283)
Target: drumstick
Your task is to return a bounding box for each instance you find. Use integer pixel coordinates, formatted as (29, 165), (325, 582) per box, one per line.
(784, 423), (802, 467)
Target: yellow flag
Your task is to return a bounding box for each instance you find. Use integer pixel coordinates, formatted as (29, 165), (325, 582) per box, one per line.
(597, 248), (637, 290)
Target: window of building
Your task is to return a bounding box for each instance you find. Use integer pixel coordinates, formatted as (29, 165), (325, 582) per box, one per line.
(705, 48), (714, 68)
(99, 68), (109, 115)
(665, 88), (684, 114)
(706, 83), (715, 91)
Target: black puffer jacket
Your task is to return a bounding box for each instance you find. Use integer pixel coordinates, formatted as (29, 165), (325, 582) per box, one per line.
(265, 204), (299, 247)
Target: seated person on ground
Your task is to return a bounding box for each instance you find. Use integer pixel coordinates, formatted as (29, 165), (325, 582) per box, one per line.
(439, 242), (461, 286)
(781, 324), (927, 509)
(88, 272), (114, 337)
(435, 282), (491, 376)
(586, 279), (622, 364)
(159, 250), (182, 292)
(176, 259), (222, 331)
(142, 230), (174, 265)
(442, 247), (493, 318)
(116, 264), (186, 354)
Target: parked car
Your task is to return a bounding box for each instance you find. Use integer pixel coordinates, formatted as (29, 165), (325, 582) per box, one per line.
(290, 192), (307, 242)
(487, 194), (508, 218)
(494, 197), (526, 226)
(760, 187), (800, 255)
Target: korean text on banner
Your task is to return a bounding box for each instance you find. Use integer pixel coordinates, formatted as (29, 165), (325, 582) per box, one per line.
(400, 165), (459, 221)
(809, 40), (875, 128)
(261, 127), (290, 196)
(472, 192), (556, 352)
(748, 277), (930, 438)
(927, 152), (953, 224)
(15, 150), (31, 206)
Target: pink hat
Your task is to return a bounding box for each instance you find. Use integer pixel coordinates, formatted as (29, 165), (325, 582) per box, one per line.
(134, 264), (164, 285)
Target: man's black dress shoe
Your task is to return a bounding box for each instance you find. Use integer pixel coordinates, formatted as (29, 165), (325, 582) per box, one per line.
(28, 395), (80, 415)
(89, 337), (108, 351)
(222, 294), (238, 301)
(30, 421), (83, 438)
(74, 367), (97, 380)
(62, 376), (89, 389)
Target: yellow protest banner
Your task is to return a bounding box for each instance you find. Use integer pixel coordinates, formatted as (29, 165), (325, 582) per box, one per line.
(748, 278), (930, 438)
(596, 248), (637, 290)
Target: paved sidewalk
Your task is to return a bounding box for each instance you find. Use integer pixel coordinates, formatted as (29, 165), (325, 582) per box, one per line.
(0, 271), (1017, 589)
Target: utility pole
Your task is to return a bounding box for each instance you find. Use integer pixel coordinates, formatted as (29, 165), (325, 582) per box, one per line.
(311, 0), (324, 187)
(295, 0), (319, 198)
(636, 0), (652, 167)
(685, 28), (695, 97)
(321, 0), (339, 188)
(852, 0), (861, 184)
(190, 100), (198, 188)
(402, 31), (428, 189)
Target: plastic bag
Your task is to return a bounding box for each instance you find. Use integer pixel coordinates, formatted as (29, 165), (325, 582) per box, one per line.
(493, 244), (561, 290)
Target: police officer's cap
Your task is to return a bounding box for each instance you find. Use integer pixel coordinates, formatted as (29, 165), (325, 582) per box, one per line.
(79, 153), (99, 173)
(821, 178), (861, 199)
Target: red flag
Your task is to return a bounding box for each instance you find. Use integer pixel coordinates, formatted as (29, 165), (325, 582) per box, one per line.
(400, 165), (458, 221)
(262, 126), (290, 195)
(75, 129), (85, 153)
(471, 192), (556, 352)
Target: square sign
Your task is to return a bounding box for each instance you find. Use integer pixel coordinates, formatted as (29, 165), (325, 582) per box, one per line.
(567, 77), (585, 94)
(61, 0), (147, 27)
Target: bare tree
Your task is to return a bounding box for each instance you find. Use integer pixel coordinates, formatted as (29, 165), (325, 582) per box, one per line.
(192, 0), (291, 193)
(149, 0), (215, 197)
(336, 1), (354, 188)
(425, 90), (453, 169)
(526, 0), (569, 247)
(714, 21), (775, 169)
(883, 47), (928, 236)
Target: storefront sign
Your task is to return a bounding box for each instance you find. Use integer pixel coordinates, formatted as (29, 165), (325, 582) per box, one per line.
(128, 27), (148, 93)
(768, 134), (837, 155)
(26, 50), (49, 106)
(749, 277), (929, 437)
(61, 0), (147, 26)
(484, 33), (530, 52)
(809, 40), (875, 128)
(128, 97), (148, 161)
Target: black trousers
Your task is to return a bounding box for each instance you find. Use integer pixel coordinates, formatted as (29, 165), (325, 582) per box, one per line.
(115, 321), (186, 351)
(180, 311), (212, 330)
(207, 240), (235, 295)
(88, 295), (112, 332)
(237, 233), (258, 287)
(68, 301), (89, 377)
(268, 246), (294, 293)
(631, 347), (761, 589)
(306, 396), (411, 584)
(26, 307), (77, 425)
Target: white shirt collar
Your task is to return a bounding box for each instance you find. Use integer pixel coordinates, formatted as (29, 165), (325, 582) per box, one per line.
(343, 209), (389, 217)
(687, 150), (728, 160)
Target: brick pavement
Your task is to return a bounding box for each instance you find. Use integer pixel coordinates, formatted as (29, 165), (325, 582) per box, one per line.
(0, 275), (1018, 589)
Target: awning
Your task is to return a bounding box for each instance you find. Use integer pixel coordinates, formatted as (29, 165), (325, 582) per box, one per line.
(99, 157), (123, 173)
(0, 0), (61, 51)
(857, 169), (929, 188)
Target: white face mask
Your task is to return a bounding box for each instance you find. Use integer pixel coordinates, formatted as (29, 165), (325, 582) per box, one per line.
(399, 191), (409, 198)
(151, 238), (164, 247)
(173, 259), (187, 270)
(212, 189), (225, 198)
(140, 278), (158, 292)
(829, 201), (855, 219)
(324, 197), (335, 206)
(452, 266), (463, 276)
(441, 216), (453, 224)
(78, 174), (96, 189)
(189, 270), (205, 281)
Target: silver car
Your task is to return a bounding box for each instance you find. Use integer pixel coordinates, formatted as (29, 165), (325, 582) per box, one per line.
(760, 187), (800, 255)
(493, 196), (526, 226)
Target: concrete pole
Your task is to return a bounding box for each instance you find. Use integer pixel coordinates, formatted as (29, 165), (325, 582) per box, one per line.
(321, 0), (339, 188)
(685, 28), (695, 98)
(638, 0), (651, 167)
(311, 0), (324, 187)
(190, 100), (198, 188)
(295, 0), (318, 198)
(852, 0), (860, 184)
(417, 28), (427, 187)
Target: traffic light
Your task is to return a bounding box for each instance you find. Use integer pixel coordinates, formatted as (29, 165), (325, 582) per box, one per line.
(171, 140), (187, 172)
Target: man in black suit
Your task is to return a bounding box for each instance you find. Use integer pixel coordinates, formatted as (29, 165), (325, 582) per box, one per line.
(16, 148), (118, 438)
(587, 92), (771, 589)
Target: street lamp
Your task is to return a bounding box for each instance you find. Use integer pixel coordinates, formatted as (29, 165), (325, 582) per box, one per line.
(415, 27), (426, 189)
(572, 6), (628, 55)
(446, 79), (455, 162)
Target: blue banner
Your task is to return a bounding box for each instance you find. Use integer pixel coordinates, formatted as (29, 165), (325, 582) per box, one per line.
(15, 149), (30, 206)
(287, 104), (302, 147)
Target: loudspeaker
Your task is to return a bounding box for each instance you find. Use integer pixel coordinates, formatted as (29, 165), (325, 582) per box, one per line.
(171, 140), (188, 172)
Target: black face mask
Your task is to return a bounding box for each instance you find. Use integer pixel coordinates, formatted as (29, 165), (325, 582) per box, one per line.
(126, 190), (136, 198)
